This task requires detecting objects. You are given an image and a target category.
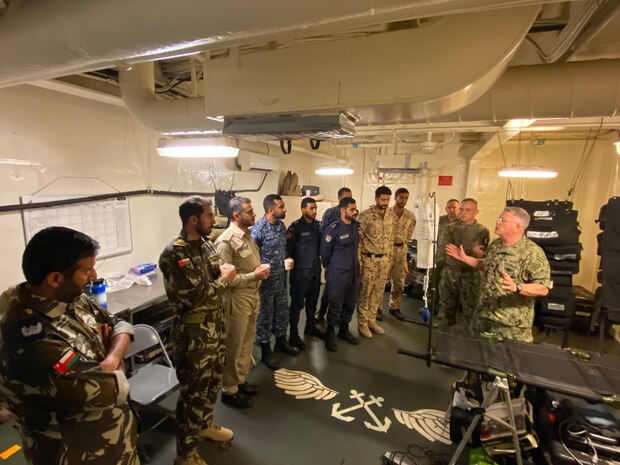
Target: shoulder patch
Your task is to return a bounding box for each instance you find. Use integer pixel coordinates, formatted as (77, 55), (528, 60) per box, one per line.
(178, 258), (191, 267)
(53, 350), (79, 375)
(20, 319), (44, 340)
(325, 235), (333, 242)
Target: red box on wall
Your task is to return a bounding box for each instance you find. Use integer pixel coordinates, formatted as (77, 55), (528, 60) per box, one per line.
(438, 175), (453, 186)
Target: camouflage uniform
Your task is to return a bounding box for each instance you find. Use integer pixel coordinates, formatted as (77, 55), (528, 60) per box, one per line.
(439, 221), (489, 326)
(431, 215), (458, 309)
(0, 284), (138, 465)
(389, 208), (416, 310)
(358, 207), (394, 325)
(159, 230), (229, 458)
(215, 223), (262, 395)
(476, 236), (551, 343)
(251, 216), (288, 343)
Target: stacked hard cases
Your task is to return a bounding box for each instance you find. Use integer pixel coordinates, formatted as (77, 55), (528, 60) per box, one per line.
(595, 197), (620, 335)
(507, 200), (581, 346)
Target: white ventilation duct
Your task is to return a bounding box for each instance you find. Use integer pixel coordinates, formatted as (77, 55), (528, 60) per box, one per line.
(119, 6), (541, 135)
(0, 0), (558, 89)
(430, 58), (620, 122)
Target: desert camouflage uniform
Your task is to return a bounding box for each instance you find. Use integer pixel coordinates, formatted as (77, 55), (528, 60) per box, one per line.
(358, 207), (394, 325)
(439, 221), (489, 326)
(215, 223), (262, 395)
(0, 285), (138, 465)
(159, 230), (229, 458)
(389, 208), (416, 310)
(476, 236), (551, 343)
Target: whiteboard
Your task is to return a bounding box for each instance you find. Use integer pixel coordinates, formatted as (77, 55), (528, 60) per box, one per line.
(21, 196), (133, 258)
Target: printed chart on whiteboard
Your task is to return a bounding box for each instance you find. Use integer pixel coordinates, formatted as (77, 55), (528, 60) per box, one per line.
(21, 196), (132, 258)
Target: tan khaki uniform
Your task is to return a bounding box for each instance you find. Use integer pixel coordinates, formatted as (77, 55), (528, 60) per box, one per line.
(215, 223), (262, 395)
(358, 207), (394, 325)
(389, 208), (416, 310)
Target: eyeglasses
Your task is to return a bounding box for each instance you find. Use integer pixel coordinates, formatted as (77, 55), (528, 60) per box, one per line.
(496, 216), (516, 224)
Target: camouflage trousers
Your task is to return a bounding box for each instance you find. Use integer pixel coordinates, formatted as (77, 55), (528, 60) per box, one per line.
(18, 406), (139, 465)
(478, 318), (533, 343)
(256, 271), (289, 343)
(358, 255), (390, 325)
(173, 317), (226, 457)
(389, 246), (408, 310)
(438, 266), (480, 325)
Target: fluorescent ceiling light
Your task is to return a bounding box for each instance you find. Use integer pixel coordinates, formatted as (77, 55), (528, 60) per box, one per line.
(615, 140), (620, 155)
(315, 165), (355, 175)
(156, 137), (239, 158)
(498, 165), (558, 179)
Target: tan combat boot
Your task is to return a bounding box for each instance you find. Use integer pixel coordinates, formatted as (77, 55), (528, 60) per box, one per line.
(368, 321), (385, 335)
(174, 453), (208, 465)
(198, 424), (234, 442)
(358, 324), (373, 339)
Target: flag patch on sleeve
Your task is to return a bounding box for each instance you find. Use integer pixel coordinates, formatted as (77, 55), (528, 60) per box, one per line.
(53, 350), (79, 375)
(177, 258), (191, 267)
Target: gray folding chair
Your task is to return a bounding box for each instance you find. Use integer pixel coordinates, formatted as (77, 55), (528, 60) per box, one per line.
(126, 324), (179, 461)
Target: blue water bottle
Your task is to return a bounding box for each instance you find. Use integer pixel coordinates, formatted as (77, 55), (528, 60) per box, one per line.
(91, 278), (107, 309)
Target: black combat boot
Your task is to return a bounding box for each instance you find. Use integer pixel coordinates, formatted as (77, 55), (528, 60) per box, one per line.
(338, 325), (360, 345)
(260, 343), (281, 370)
(376, 309), (384, 321)
(304, 324), (325, 339)
(325, 326), (337, 352)
(288, 330), (306, 350)
(274, 336), (300, 356)
(389, 308), (405, 321)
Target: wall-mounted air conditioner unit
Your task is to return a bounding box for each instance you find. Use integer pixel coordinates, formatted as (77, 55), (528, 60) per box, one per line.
(237, 150), (280, 171)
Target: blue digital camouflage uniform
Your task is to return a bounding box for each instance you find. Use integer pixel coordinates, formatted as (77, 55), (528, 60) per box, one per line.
(0, 285), (138, 465)
(320, 220), (360, 328)
(476, 236), (551, 342)
(322, 205), (340, 229)
(287, 216), (322, 332)
(159, 230), (229, 458)
(251, 215), (289, 343)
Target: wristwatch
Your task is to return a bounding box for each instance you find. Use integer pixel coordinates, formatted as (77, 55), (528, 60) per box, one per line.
(515, 283), (523, 294)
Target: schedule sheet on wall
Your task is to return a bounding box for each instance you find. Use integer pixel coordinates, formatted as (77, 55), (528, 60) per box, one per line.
(21, 196), (133, 258)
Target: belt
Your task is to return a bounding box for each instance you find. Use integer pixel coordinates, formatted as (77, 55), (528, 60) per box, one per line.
(393, 242), (405, 247)
(447, 264), (473, 273)
(181, 312), (207, 324)
(362, 252), (385, 258)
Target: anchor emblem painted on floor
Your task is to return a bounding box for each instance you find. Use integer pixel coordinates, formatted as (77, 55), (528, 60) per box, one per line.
(331, 389), (392, 433)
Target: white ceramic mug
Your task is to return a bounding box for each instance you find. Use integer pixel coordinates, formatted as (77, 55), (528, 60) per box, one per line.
(284, 258), (294, 270)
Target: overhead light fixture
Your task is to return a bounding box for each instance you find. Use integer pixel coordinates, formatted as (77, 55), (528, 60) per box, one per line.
(615, 130), (620, 155)
(315, 164), (355, 176)
(156, 137), (239, 158)
(498, 165), (558, 179)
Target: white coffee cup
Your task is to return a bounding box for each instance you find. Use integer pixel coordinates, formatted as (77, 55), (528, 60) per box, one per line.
(221, 263), (236, 271)
(261, 263), (271, 270)
(284, 258), (294, 271)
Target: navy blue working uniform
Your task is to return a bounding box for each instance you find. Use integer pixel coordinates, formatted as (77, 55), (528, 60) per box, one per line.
(320, 219), (360, 328)
(287, 217), (322, 333)
(318, 205), (341, 314)
(251, 216), (289, 344)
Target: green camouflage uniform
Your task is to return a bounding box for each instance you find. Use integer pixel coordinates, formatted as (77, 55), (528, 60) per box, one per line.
(358, 207), (394, 325)
(159, 230), (229, 458)
(389, 208), (416, 310)
(0, 284), (138, 465)
(430, 215), (457, 311)
(476, 236), (551, 343)
(439, 221), (489, 327)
